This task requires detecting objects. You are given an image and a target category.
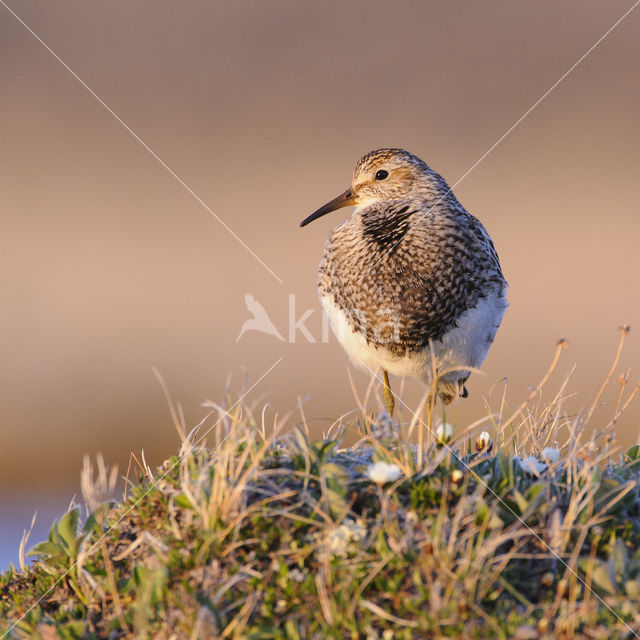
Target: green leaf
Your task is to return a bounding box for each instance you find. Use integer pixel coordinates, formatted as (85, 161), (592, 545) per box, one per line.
(83, 502), (115, 534)
(498, 498), (521, 524)
(148, 566), (169, 606)
(133, 565), (168, 606)
(321, 462), (350, 518)
(292, 427), (310, 454)
(321, 462), (348, 488)
(512, 490), (528, 514)
(57, 621), (86, 640)
(174, 494), (194, 509)
(475, 499), (490, 526)
(580, 557), (617, 595)
(593, 563), (618, 595)
(57, 509), (80, 555)
(28, 541), (64, 559)
(625, 580), (640, 597)
(519, 482), (548, 520)
(611, 539), (629, 583)
(311, 439), (338, 465)
(284, 619), (301, 640)
(525, 482), (545, 502)
(626, 445), (640, 461)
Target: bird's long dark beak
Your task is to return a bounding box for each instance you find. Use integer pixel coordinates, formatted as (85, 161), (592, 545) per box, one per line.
(300, 188), (357, 227)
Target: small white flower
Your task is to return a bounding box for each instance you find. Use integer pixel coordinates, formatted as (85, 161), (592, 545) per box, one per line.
(289, 568), (305, 583)
(450, 469), (464, 484)
(405, 510), (418, 524)
(343, 518), (367, 541)
(327, 526), (351, 555)
(366, 461), (403, 484)
(517, 455), (547, 476)
(364, 625), (377, 640)
(327, 518), (366, 555)
(475, 431), (492, 451)
(541, 447), (560, 464)
(435, 422), (454, 445)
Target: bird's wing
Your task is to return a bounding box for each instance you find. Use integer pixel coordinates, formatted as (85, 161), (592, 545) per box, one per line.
(465, 212), (504, 273)
(379, 211), (501, 347)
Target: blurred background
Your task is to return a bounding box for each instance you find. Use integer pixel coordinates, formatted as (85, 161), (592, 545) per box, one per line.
(1, 0), (640, 570)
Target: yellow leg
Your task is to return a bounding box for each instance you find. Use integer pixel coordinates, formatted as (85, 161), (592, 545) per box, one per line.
(426, 377), (449, 433)
(382, 370), (395, 416)
(426, 392), (433, 430)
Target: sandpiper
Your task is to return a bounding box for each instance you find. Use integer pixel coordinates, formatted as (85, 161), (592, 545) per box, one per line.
(300, 148), (507, 416)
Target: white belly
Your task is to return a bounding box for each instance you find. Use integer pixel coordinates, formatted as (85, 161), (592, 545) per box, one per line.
(320, 292), (507, 385)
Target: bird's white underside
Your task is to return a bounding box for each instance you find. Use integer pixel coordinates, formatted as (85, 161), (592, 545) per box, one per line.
(320, 292), (508, 385)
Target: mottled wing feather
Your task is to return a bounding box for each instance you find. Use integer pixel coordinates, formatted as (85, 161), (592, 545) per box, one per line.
(318, 200), (506, 356)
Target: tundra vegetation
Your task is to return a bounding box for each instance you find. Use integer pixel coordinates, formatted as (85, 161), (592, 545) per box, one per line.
(1, 330), (639, 639)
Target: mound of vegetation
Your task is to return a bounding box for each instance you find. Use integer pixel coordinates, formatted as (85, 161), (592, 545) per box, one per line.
(1, 335), (640, 639)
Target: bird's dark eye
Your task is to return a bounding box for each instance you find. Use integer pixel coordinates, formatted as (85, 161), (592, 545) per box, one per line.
(375, 169), (389, 181)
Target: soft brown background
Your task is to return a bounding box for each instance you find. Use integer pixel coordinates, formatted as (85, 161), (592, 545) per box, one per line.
(1, 1), (639, 566)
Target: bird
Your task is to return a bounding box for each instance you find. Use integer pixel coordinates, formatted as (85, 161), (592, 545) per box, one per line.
(236, 293), (285, 342)
(300, 148), (507, 417)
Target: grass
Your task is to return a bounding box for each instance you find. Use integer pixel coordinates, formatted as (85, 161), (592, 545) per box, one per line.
(1, 329), (640, 639)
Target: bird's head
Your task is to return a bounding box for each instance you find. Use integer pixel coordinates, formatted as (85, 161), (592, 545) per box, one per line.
(300, 148), (433, 227)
